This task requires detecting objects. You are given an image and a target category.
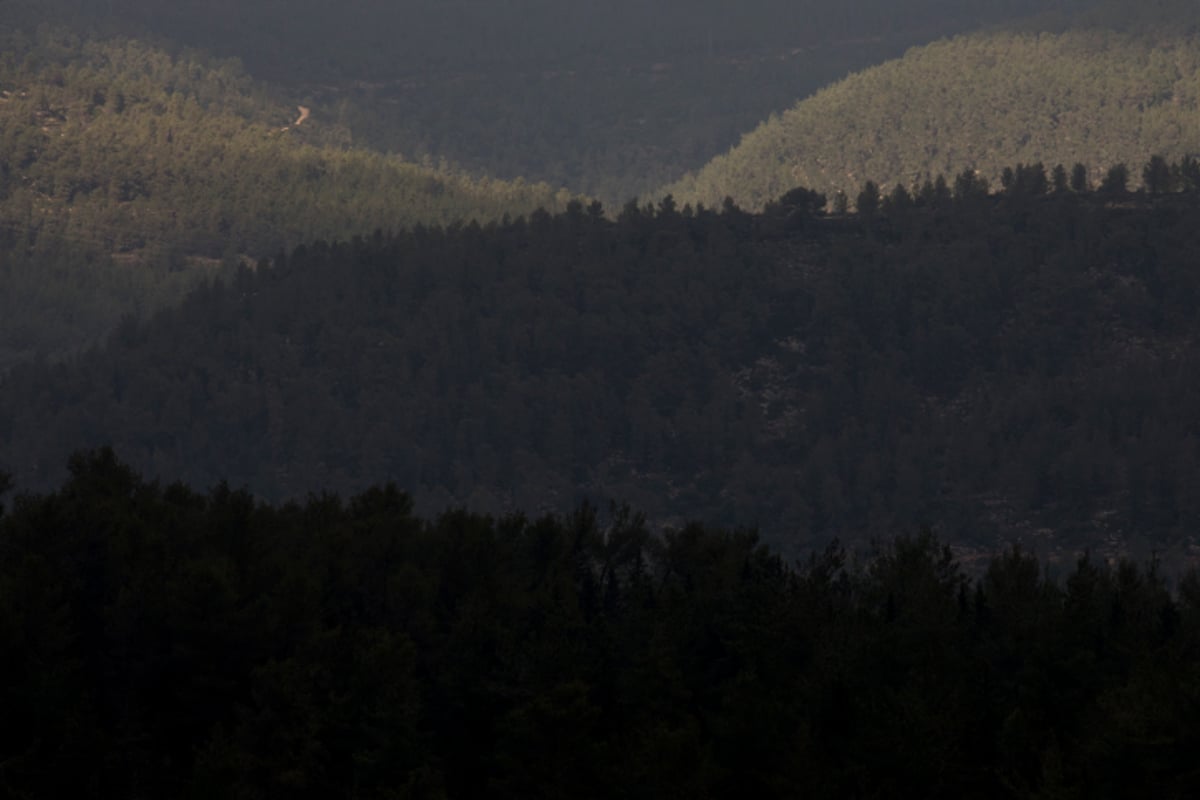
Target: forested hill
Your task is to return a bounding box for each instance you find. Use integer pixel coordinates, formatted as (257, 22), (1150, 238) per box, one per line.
(5, 172), (1200, 565)
(0, 29), (568, 256)
(668, 25), (1200, 210)
(0, 29), (567, 369)
(7, 1), (1099, 205)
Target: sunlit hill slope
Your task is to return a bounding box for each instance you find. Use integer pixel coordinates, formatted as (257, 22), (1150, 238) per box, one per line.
(669, 26), (1200, 208)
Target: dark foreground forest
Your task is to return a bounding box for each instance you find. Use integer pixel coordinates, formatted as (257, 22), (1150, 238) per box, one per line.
(6, 161), (1200, 563)
(0, 449), (1197, 798)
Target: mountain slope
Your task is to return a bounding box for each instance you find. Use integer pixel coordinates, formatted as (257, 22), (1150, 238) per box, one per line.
(0, 29), (568, 257)
(0, 29), (568, 368)
(668, 26), (1200, 209)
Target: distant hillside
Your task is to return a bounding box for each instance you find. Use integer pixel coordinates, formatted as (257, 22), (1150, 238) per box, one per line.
(0, 29), (567, 255)
(0, 29), (567, 368)
(5, 1), (1099, 205)
(669, 26), (1200, 209)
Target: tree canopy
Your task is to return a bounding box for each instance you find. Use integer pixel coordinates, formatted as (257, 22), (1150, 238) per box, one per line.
(5, 168), (1200, 564)
(1, 448), (1198, 798)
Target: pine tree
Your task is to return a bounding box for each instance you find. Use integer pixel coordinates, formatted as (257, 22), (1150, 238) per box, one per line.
(1142, 155), (1172, 194)
(1070, 163), (1089, 193)
(1100, 163), (1130, 194)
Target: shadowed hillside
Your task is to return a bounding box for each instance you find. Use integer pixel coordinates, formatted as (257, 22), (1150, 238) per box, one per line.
(6, 177), (1200, 566)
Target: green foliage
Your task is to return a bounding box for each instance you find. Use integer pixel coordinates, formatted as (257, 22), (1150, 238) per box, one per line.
(669, 26), (1200, 210)
(0, 29), (568, 253)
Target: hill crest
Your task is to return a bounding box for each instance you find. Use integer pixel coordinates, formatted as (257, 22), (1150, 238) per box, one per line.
(668, 26), (1200, 209)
